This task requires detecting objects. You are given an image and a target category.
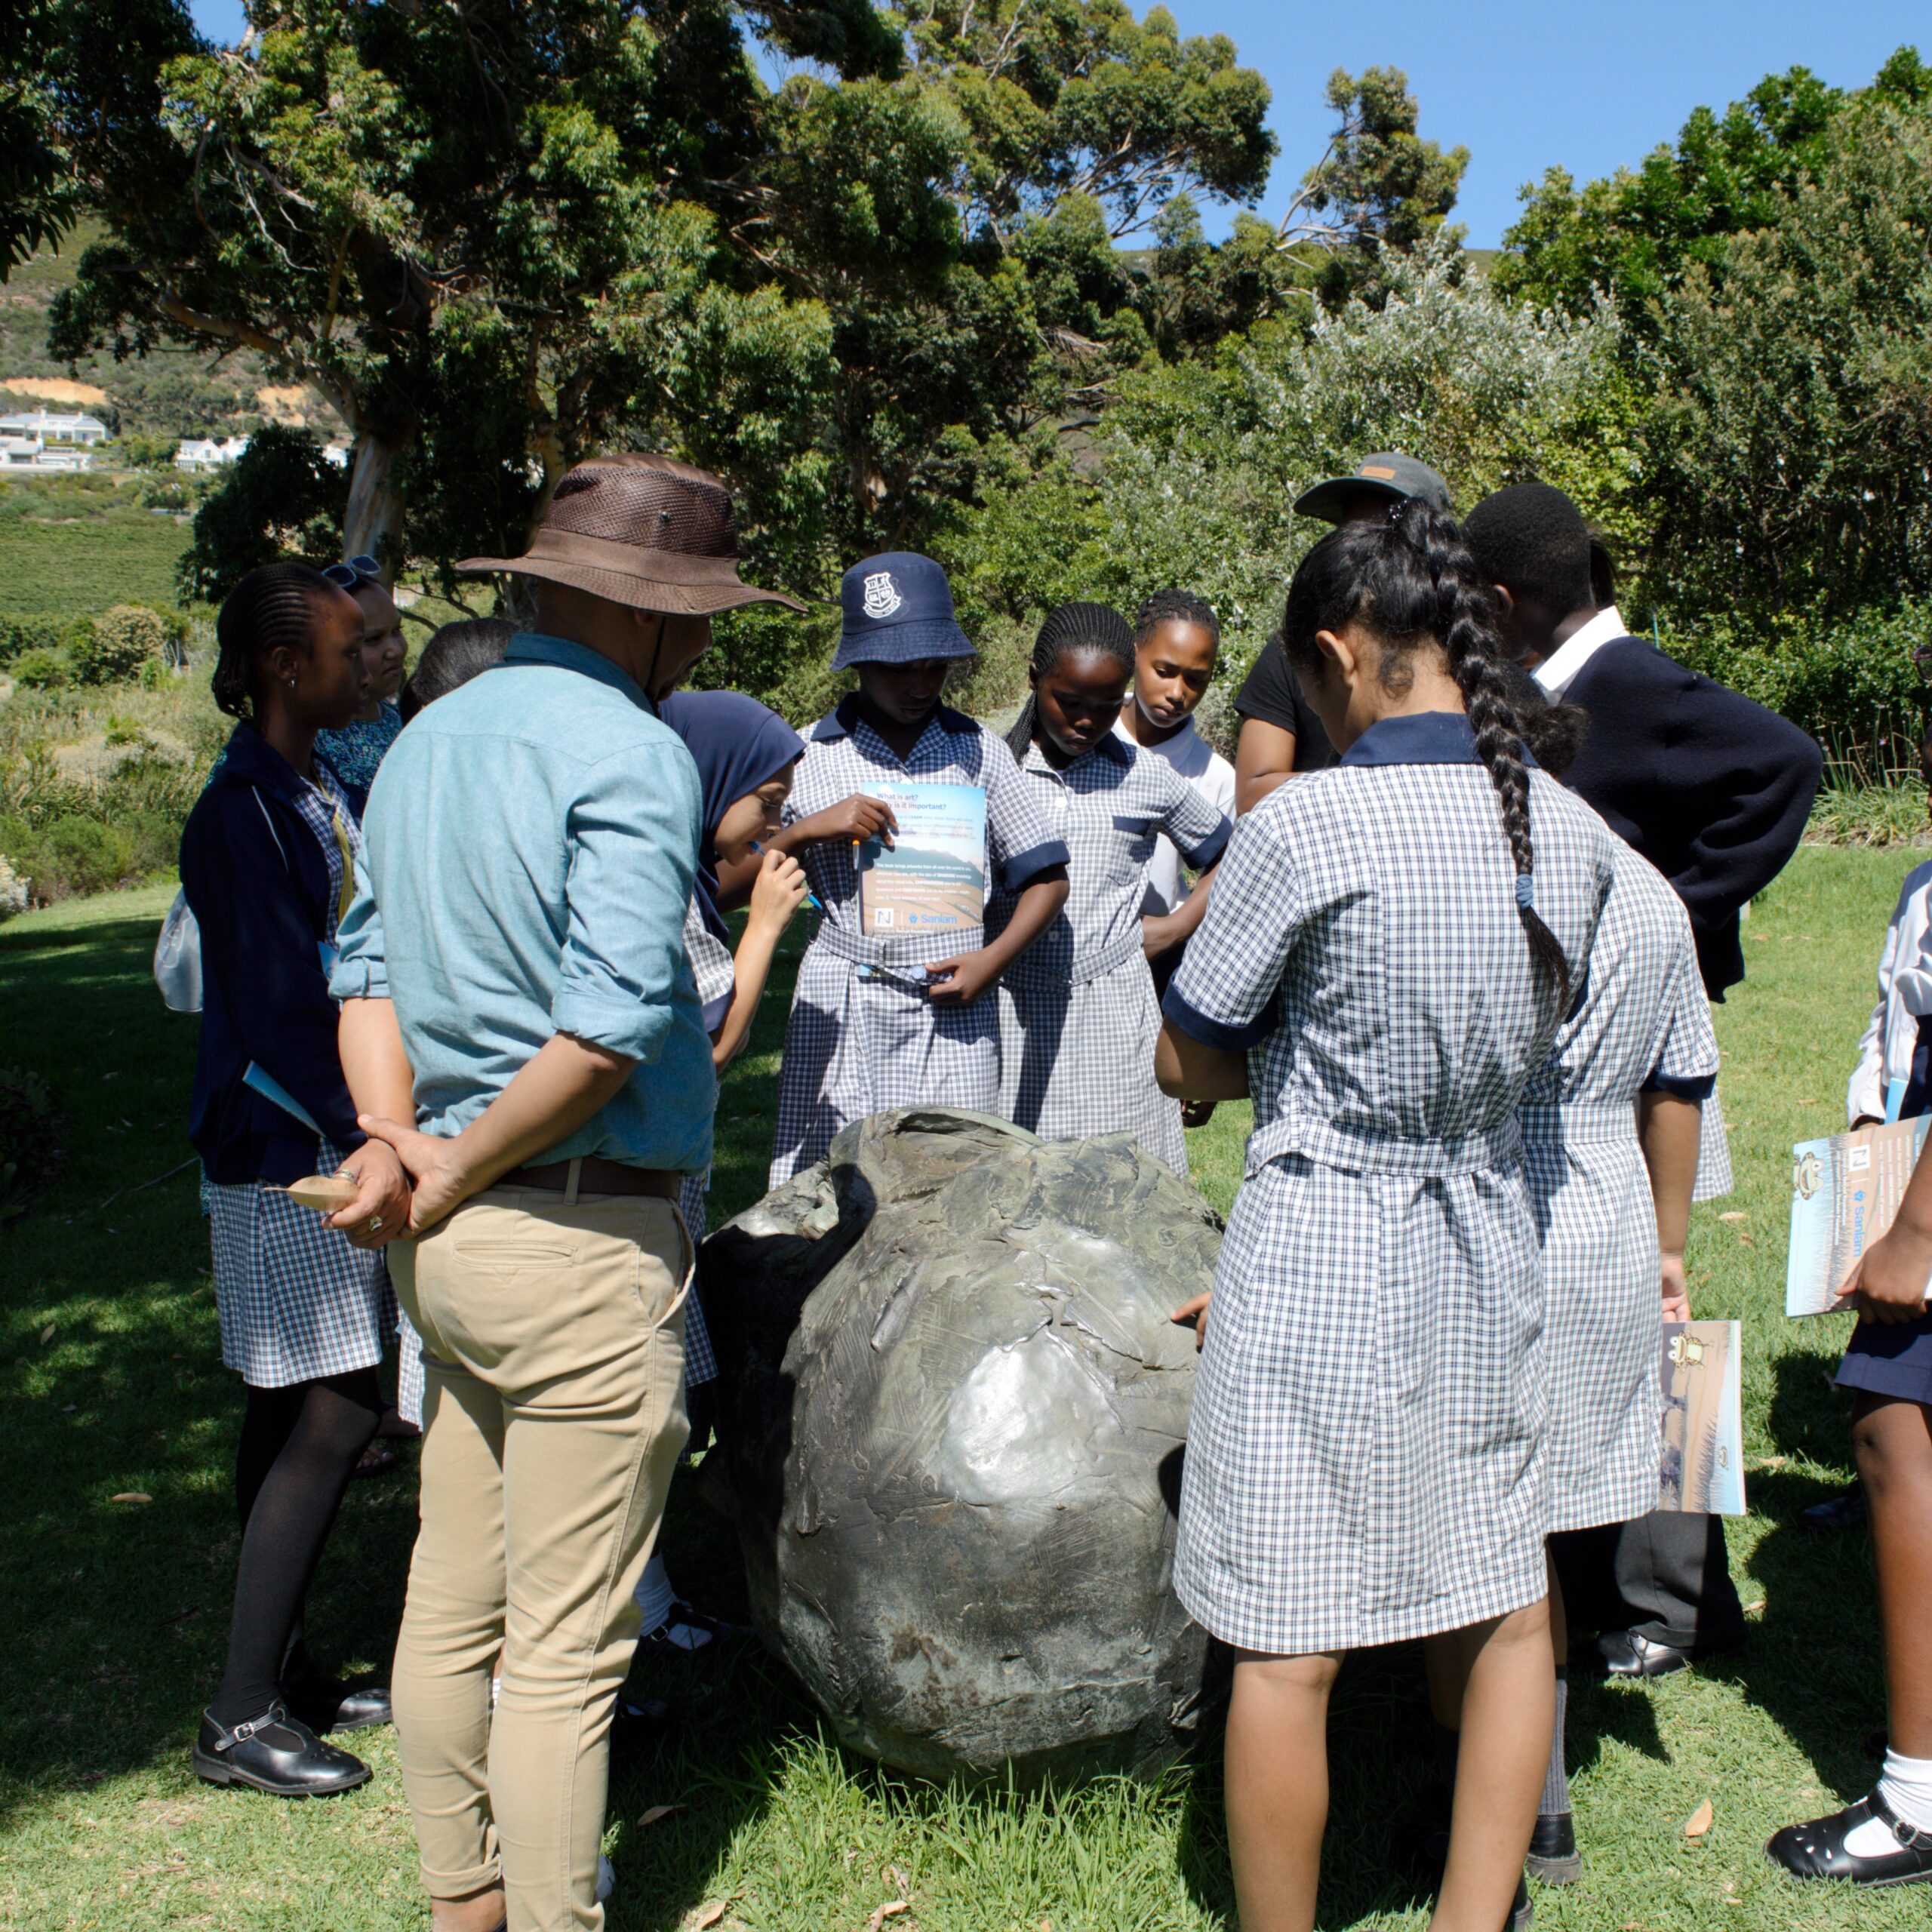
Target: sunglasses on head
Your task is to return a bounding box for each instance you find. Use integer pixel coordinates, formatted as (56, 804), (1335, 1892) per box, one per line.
(321, 554), (382, 589)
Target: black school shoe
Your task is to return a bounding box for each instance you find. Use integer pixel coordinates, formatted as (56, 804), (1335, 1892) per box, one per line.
(1594, 1629), (1741, 1679)
(193, 1701), (371, 1797)
(284, 1674), (392, 1734)
(1767, 1789), (1932, 1887)
(1526, 1810), (1581, 1883)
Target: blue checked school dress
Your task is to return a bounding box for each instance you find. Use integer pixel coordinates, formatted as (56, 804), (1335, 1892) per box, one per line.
(1521, 841), (1718, 1534)
(768, 698), (1068, 1186)
(206, 763), (395, 1389)
(994, 733), (1229, 1173)
(1167, 712), (1617, 1654)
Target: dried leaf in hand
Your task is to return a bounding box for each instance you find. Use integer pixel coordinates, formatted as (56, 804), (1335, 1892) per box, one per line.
(1684, 1798), (1714, 1838)
(38, 1322), (54, 1344)
(278, 1174), (361, 1212)
(865, 1903), (908, 1932)
(638, 1802), (681, 1826)
(111, 1492), (152, 1505)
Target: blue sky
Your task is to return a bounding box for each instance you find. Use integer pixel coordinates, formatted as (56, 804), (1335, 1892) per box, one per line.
(187, 0), (1924, 246)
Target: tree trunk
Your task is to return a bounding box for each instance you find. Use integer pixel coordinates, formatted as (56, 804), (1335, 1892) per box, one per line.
(343, 430), (405, 571)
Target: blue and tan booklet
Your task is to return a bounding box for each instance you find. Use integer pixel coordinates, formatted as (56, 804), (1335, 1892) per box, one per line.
(1657, 1320), (1745, 1516)
(857, 781), (988, 939)
(1786, 1115), (1932, 1317)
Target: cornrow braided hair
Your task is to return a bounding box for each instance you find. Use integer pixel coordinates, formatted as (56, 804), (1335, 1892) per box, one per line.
(1281, 499), (1571, 1004)
(1005, 600), (1135, 758)
(211, 562), (339, 721)
(1132, 588), (1220, 651)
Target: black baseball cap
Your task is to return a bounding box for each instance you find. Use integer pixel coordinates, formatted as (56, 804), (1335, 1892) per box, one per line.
(1294, 453), (1453, 524)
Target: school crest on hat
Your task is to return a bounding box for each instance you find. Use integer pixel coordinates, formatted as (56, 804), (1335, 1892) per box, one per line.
(862, 571), (902, 620)
(832, 552), (976, 668)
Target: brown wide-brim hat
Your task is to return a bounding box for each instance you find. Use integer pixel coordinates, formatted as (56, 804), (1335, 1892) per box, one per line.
(456, 452), (804, 617)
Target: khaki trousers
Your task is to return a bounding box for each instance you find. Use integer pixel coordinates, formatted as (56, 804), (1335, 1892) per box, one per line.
(389, 1181), (690, 1932)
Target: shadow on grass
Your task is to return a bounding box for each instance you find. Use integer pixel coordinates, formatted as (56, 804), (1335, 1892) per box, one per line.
(1716, 1352), (1884, 1807)
(0, 904), (420, 1823)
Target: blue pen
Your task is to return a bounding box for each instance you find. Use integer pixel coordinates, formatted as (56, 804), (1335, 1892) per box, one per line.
(749, 841), (822, 912)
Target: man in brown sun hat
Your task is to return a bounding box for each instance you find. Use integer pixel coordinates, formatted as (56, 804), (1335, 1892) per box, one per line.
(328, 454), (798, 1932)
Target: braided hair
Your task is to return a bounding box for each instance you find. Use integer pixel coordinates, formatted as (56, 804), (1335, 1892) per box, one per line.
(211, 562), (339, 721)
(1004, 601), (1135, 758)
(1281, 500), (1571, 1003)
(1132, 588), (1220, 651)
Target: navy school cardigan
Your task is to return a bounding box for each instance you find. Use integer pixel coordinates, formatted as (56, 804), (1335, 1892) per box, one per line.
(1561, 638), (1823, 1001)
(179, 723), (365, 1185)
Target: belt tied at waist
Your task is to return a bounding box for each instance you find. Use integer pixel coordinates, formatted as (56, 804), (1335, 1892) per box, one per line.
(1004, 924), (1145, 991)
(810, 914), (985, 974)
(1518, 1099), (1639, 1147)
(1245, 1112), (1525, 1180)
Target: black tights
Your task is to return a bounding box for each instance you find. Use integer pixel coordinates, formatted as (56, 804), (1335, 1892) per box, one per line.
(211, 1368), (383, 1726)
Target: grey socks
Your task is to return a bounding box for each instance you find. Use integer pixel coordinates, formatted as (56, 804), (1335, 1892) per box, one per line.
(1540, 1667), (1571, 1820)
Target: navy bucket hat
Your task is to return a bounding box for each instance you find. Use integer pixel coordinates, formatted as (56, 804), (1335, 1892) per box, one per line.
(832, 552), (976, 669)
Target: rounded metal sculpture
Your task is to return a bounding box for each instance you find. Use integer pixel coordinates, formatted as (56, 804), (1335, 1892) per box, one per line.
(701, 1108), (1222, 1783)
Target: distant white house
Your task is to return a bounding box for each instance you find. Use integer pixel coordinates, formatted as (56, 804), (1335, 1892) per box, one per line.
(175, 434), (251, 472)
(0, 429), (94, 472)
(0, 409), (109, 445)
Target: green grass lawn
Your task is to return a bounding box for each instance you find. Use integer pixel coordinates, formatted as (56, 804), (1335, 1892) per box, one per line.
(0, 850), (1921, 1930)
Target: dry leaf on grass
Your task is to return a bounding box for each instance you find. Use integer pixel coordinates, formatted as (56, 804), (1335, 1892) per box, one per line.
(1684, 1798), (1714, 1838)
(1743, 1598), (1767, 1615)
(1717, 1212), (1746, 1223)
(887, 1865), (910, 1894)
(110, 1492), (152, 1505)
(38, 1323), (54, 1344)
(865, 1903), (908, 1932)
(688, 1903), (728, 1930)
(637, 1802), (681, 1826)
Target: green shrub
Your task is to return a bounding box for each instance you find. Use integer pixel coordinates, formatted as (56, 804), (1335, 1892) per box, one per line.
(26, 817), (133, 900)
(0, 614), (72, 663)
(0, 1066), (66, 1226)
(73, 604), (166, 685)
(11, 647), (69, 690)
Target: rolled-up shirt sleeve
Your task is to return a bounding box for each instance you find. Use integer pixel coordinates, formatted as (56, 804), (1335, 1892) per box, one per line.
(1164, 810), (1305, 1051)
(328, 852), (390, 1001)
(550, 746), (701, 1063)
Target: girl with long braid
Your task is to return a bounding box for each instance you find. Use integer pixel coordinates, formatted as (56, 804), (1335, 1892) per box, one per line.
(995, 602), (1229, 1171)
(1156, 502), (1617, 1932)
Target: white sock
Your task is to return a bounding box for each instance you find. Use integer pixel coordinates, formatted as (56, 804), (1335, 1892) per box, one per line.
(633, 1552), (676, 1631)
(1844, 1749), (1932, 1855)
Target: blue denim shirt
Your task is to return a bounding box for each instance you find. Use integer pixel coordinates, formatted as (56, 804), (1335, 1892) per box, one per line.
(331, 632), (717, 1172)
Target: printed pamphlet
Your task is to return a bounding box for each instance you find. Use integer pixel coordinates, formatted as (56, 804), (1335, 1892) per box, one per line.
(857, 782), (987, 939)
(1658, 1319), (1745, 1517)
(1785, 1115), (1932, 1317)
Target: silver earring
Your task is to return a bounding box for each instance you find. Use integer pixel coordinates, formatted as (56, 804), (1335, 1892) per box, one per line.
(286, 675), (297, 688)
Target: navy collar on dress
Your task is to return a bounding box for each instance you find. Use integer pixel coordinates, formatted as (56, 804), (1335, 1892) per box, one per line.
(1340, 709), (1539, 770)
(501, 631), (657, 714)
(811, 694), (978, 743)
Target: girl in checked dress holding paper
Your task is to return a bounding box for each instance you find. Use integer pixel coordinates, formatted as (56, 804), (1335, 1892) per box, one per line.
(1157, 503), (1616, 1932)
(764, 553), (1069, 1186)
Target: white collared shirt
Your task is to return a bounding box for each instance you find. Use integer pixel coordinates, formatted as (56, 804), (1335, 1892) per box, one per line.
(1533, 605), (1629, 699)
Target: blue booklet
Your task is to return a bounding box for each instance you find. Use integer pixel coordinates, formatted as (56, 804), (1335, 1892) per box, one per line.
(857, 782), (988, 939)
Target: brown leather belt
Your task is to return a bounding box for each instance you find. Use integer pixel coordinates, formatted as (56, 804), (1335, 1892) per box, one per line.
(498, 1158), (681, 1199)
